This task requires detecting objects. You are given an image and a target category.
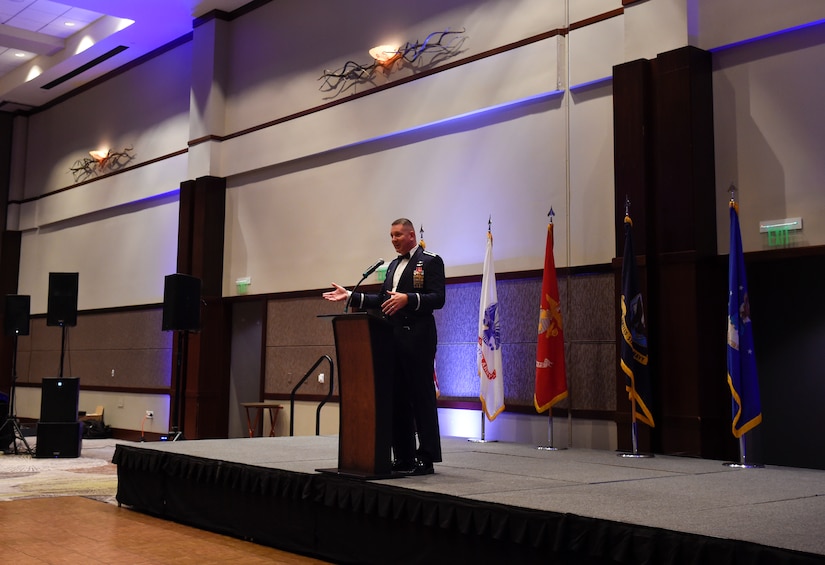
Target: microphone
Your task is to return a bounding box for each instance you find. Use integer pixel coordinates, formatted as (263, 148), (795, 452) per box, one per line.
(362, 258), (385, 278)
(345, 259), (385, 313)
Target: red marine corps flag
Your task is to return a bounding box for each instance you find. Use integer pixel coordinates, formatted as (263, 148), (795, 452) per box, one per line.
(535, 218), (568, 412)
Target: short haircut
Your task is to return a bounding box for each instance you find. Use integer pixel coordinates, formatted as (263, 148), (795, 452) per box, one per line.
(392, 218), (414, 230)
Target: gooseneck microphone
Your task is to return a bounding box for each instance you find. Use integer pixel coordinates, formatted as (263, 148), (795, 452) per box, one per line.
(362, 258), (385, 278)
(345, 259), (384, 313)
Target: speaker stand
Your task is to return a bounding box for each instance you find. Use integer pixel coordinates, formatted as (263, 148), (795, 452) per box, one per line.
(58, 324), (68, 378)
(1, 335), (34, 456)
(167, 330), (189, 441)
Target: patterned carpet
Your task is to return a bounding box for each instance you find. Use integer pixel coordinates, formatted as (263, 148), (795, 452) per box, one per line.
(0, 437), (119, 503)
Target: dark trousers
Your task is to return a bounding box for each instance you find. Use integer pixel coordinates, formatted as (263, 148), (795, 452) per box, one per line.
(391, 317), (442, 464)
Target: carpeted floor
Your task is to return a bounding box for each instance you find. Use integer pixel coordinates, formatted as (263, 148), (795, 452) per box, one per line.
(0, 438), (119, 503)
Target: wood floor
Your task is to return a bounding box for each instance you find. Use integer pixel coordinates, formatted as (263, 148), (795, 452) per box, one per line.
(0, 496), (331, 564)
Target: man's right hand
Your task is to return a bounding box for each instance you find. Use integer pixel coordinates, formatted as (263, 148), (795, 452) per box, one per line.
(322, 283), (348, 302)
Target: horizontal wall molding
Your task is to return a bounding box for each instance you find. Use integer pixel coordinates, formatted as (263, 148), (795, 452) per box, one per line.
(15, 382), (169, 395)
(13, 151), (187, 231)
(8, 149), (188, 206)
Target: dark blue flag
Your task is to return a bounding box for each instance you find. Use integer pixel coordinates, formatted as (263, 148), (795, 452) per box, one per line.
(620, 216), (654, 427)
(727, 202), (762, 437)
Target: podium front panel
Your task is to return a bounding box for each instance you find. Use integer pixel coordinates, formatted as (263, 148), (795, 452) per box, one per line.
(330, 314), (393, 477)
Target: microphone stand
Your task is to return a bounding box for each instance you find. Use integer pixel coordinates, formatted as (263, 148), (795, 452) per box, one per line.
(345, 261), (384, 313)
(344, 272), (370, 313)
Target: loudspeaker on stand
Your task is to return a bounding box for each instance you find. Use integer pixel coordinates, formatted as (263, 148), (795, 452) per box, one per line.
(162, 273), (201, 332)
(46, 272), (79, 327)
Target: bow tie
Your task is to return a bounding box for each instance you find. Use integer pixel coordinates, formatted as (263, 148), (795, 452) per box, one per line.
(398, 252), (411, 261)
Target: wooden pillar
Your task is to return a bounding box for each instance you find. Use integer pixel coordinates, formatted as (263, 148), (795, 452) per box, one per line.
(173, 175), (230, 439)
(613, 46), (736, 460)
(0, 230), (22, 392)
(0, 112), (20, 392)
(612, 57), (655, 453)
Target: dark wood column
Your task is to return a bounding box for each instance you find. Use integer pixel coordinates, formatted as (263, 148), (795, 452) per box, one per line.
(174, 175), (230, 439)
(612, 57), (655, 452)
(613, 46), (736, 460)
(0, 230), (22, 392)
(0, 112), (21, 392)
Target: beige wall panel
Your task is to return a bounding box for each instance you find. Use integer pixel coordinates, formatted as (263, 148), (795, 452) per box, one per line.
(224, 95), (568, 296)
(224, 0), (566, 133)
(15, 153), (187, 231)
(567, 83), (615, 266)
(219, 37), (562, 179)
(18, 196), (180, 313)
(695, 0), (825, 51)
(569, 15), (624, 88)
(21, 43), (192, 199)
(624, 0), (688, 62)
(569, 0), (622, 24)
(713, 23), (825, 252)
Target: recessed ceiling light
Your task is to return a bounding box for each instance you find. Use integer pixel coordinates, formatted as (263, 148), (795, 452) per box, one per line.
(64, 22), (76, 27)
(14, 52), (26, 58)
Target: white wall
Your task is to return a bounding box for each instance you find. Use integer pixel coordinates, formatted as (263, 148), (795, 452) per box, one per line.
(16, 0), (825, 305)
(15, 387), (170, 435)
(8, 0), (825, 436)
(712, 22), (825, 253)
(10, 42), (193, 312)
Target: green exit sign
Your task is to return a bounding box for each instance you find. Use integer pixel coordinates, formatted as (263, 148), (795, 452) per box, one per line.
(759, 217), (801, 247)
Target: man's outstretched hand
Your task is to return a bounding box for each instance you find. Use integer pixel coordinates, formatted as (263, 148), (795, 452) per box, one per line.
(322, 283), (348, 302)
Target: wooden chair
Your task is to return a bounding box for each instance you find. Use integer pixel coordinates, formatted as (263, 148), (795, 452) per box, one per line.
(79, 405), (104, 423)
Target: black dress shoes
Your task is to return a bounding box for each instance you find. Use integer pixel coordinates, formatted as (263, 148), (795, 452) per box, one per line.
(392, 460), (417, 474)
(392, 459), (434, 476)
(412, 460), (434, 475)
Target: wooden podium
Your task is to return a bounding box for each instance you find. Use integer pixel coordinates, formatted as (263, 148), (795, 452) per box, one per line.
(317, 313), (394, 479)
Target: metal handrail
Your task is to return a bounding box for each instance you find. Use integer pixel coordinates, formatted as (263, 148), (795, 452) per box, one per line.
(288, 355), (334, 436)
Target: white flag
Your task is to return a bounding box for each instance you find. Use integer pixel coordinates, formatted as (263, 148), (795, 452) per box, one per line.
(478, 230), (504, 421)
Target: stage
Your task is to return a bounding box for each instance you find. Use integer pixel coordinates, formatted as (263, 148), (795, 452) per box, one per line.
(113, 436), (825, 564)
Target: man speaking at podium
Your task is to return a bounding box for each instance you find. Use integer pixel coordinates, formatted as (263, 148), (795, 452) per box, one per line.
(323, 218), (445, 475)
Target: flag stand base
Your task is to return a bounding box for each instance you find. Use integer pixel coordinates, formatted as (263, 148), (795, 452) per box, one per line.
(536, 414), (566, 450)
(618, 451), (654, 458)
(468, 412), (496, 443)
(723, 461), (764, 469)
(723, 436), (763, 468)
(617, 421), (653, 458)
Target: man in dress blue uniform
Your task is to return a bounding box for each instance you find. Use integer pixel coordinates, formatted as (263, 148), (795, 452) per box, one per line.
(323, 218), (445, 475)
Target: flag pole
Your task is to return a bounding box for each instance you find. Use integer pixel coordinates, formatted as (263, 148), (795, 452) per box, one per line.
(724, 431), (763, 468)
(537, 208), (566, 451)
(537, 410), (563, 450)
(722, 185), (764, 469)
(618, 196), (653, 459)
(618, 348), (650, 459)
(470, 216), (499, 443)
(468, 410), (495, 442)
